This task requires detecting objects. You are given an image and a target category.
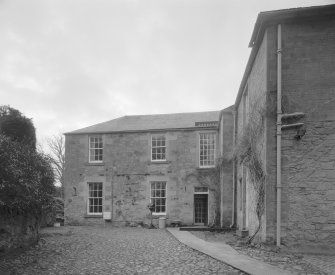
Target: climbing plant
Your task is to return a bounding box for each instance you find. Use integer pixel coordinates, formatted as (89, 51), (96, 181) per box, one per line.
(234, 100), (266, 244)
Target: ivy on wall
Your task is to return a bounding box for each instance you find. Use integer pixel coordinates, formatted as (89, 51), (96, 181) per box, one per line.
(234, 100), (266, 244)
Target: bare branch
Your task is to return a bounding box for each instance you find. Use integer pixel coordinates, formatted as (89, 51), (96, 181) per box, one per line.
(46, 133), (65, 197)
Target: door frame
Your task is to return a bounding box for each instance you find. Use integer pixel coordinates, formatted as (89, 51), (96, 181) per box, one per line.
(194, 187), (209, 225)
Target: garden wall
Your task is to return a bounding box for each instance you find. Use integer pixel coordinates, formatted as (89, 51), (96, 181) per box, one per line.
(0, 214), (39, 253)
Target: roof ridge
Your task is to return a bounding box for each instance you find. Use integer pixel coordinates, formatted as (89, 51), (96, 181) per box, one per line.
(122, 110), (221, 118)
(65, 110), (224, 135)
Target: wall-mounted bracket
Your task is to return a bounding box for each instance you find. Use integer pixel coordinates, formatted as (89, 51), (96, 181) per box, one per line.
(281, 112), (305, 120)
(281, 122), (304, 129)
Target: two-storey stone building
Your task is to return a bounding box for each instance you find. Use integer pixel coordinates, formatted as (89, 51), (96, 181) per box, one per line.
(64, 108), (233, 227)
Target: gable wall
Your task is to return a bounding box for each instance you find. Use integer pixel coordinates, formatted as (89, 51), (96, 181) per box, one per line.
(280, 17), (335, 251)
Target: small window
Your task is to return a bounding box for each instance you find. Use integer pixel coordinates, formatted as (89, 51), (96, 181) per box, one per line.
(199, 133), (216, 167)
(150, 181), (166, 214)
(88, 182), (103, 215)
(151, 135), (166, 161)
(89, 135), (103, 163)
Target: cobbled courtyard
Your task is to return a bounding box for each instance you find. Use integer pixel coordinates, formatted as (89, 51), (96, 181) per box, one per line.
(0, 226), (245, 275)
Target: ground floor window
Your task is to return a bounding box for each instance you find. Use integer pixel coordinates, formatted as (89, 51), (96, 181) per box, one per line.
(150, 181), (166, 214)
(88, 182), (103, 215)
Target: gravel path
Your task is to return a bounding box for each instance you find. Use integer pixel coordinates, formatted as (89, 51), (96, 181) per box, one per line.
(0, 226), (245, 275)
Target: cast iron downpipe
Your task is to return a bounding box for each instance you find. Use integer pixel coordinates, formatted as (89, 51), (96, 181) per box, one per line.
(276, 24), (282, 247)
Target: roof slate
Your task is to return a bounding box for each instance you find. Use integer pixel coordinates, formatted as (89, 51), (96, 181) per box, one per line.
(66, 110), (228, 134)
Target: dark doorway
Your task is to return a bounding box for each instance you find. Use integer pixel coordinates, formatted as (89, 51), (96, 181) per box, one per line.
(194, 194), (208, 225)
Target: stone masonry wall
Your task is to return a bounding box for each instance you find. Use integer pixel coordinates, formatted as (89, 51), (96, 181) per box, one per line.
(236, 31), (268, 241)
(64, 128), (227, 227)
(219, 112), (234, 227)
(280, 18), (335, 250)
(264, 25), (279, 243)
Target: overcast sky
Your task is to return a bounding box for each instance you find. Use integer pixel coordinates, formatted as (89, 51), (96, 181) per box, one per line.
(0, 0), (334, 147)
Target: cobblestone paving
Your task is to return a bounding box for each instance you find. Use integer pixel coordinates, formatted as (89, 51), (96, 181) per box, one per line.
(303, 255), (335, 275)
(0, 226), (245, 275)
(191, 231), (334, 275)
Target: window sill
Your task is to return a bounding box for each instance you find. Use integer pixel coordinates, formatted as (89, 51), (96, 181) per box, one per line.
(197, 166), (216, 170)
(152, 213), (167, 218)
(84, 214), (103, 218)
(85, 162), (104, 166)
(149, 161), (170, 165)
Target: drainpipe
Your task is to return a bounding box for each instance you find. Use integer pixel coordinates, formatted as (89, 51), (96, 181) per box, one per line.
(276, 24), (282, 247)
(231, 109), (237, 228)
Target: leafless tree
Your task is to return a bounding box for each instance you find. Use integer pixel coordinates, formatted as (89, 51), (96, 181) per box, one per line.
(46, 133), (65, 198)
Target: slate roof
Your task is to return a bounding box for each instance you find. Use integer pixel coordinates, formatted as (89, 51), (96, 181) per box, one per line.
(66, 107), (233, 135)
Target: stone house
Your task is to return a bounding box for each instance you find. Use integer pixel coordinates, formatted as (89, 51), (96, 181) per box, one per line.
(64, 4), (335, 251)
(64, 109), (233, 227)
(232, 4), (335, 251)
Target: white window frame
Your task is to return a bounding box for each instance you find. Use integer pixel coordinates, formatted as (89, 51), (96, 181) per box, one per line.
(150, 181), (167, 215)
(151, 135), (166, 162)
(199, 132), (216, 168)
(87, 182), (103, 215)
(89, 135), (103, 163)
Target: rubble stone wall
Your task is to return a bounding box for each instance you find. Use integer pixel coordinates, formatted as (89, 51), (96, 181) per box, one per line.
(64, 127), (232, 226)
(235, 30), (268, 241)
(280, 18), (335, 250)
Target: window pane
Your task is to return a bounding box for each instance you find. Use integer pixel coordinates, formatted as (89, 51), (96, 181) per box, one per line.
(199, 133), (215, 167)
(89, 136), (103, 162)
(150, 181), (166, 213)
(88, 182), (102, 214)
(151, 136), (166, 161)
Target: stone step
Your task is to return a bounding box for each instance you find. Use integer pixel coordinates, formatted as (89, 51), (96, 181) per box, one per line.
(179, 226), (234, 232)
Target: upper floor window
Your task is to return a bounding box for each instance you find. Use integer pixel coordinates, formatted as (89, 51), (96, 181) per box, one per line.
(199, 133), (216, 168)
(151, 135), (166, 161)
(89, 135), (103, 163)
